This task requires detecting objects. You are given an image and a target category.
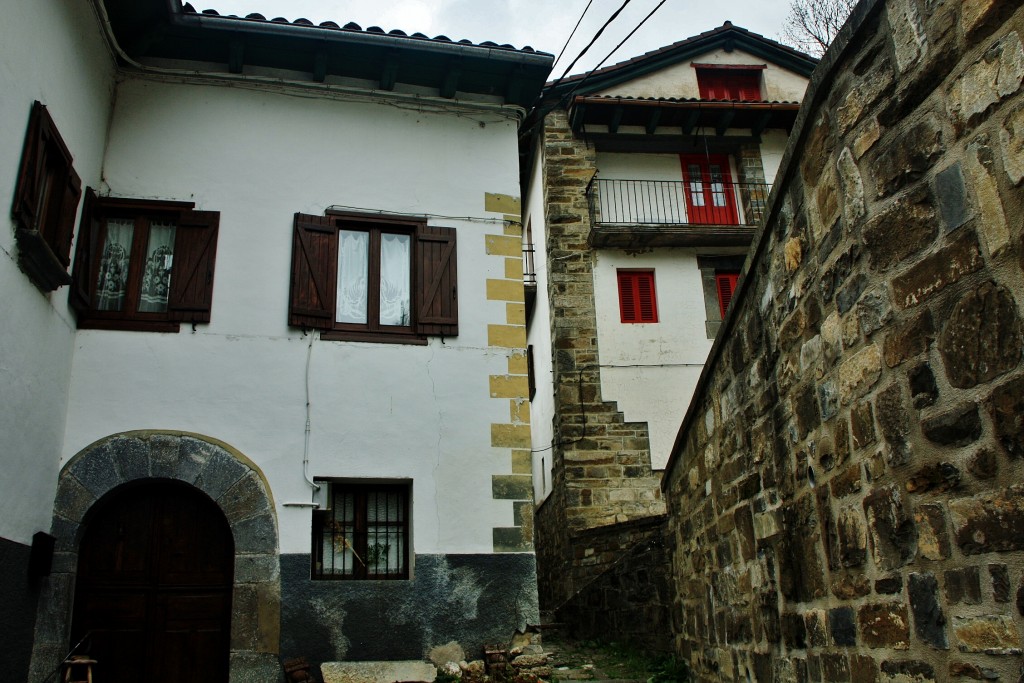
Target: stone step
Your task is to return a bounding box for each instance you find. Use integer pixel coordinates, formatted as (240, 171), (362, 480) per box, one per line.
(319, 660), (436, 683)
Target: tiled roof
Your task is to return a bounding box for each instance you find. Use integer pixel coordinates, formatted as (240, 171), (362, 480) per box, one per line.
(577, 94), (802, 106)
(553, 21), (816, 86)
(184, 4), (543, 54)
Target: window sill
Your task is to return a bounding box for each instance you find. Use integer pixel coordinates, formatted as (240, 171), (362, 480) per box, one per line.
(319, 330), (428, 345)
(75, 318), (182, 333)
(16, 228), (71, 292)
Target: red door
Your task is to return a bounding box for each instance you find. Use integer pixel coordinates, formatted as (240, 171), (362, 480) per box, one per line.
(71, 482), (234, 683)
(680, 155), (739, 225)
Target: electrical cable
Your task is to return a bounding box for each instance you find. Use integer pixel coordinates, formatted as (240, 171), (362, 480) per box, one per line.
(560, 0), (669, 103)
(302, 330), (321, 496)
(531, 368), (588, 454)
(548, 0), (634, 92)
(552, 0), (597, 72)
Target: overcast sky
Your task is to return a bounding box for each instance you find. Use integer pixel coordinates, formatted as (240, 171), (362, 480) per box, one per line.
(205, 0), (796, 75)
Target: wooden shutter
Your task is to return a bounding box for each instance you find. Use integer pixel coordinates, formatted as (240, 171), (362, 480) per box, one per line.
(415, 225), (458, 337)
(618, 270), (657, 323)
(168, 211), (220, 323)
(736, 72), (762, 101)
(69, 188), (99, 314)
(12, 102), (48, 235)
(716, 272), (740, 318)
(289, 213), (338, 330)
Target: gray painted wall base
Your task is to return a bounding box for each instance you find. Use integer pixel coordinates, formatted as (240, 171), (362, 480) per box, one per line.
(281, 553), (539, 668)
(0, 536), (40, 682)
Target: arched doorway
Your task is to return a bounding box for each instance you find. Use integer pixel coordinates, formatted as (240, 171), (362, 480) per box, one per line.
(71, 480), (234, 683)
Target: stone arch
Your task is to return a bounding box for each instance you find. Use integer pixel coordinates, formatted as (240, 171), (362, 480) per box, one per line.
(29, 431), (282, 682)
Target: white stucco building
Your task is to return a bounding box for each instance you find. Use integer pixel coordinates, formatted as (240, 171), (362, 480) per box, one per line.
(0, 1), (551, 680)
(521, 24), (815, 611)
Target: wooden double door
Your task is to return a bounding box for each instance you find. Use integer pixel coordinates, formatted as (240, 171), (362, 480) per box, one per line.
(71, 481), (234, 683)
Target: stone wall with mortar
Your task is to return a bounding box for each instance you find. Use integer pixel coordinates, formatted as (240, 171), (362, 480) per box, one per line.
(534, 110), (665, 609)
(552, 516), (673, 653)
(663, 0), (1024, 680)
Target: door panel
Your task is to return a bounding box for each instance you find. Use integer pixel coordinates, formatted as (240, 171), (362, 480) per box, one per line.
(71, 482), (234, 683)
(680, 154), (739, 225)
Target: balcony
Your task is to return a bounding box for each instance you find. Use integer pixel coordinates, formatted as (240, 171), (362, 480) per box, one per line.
(586, 178), (771, 248)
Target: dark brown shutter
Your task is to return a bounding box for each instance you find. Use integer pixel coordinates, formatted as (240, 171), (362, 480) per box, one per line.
(169, 211), (220, 323)
(289, 213), (338, 330)
(69, 188), (99, 314)
(53, 166), (82, 267)
(12, 102), (47, 233)
(415, 225), (457, 336)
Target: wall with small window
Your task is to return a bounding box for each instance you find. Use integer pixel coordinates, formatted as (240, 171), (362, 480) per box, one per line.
(0, 2), (115, 677)
(61, 76), (528, 563)
(592, 247), (745, 469)
(592, 47), (809, 102)
(0, 1), (113, 550)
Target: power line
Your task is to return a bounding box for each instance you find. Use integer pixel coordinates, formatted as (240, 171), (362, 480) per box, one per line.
(552, 0), (597, 72)
(561, 0), (669, 102)
(549, 0), (634, 91)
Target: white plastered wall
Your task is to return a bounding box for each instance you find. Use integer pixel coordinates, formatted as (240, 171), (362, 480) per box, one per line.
(62, 76), (525, 555)
(523, 138), (555, 503)
(0, 0), (114, 546)
(595, 47), (809, 102)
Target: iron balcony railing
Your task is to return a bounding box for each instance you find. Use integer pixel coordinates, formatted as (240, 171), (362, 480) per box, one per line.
(586, 178), (772, 227)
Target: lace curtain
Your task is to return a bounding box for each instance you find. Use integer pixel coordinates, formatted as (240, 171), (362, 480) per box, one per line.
(139, 222), (176, 312)
(379, 233), (410, 326)
(337, 230), (369, 324)
(95, 219), (134, 311)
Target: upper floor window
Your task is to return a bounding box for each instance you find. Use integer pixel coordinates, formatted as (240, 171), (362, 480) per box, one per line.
(716, 271), (740, 318)
(11, 101), (82, 291)
(695, 65), (764, 101)
(289, 212), (458, 343)
(312, 481), (410, 580)
(617, 269), (658, 323)
(70, 191), (220, 332)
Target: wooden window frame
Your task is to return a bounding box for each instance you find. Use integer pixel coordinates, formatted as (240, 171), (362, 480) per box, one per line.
(617, 269), (658, 324)
(69, 190), (220, 332)
(11, 101), (82, 291)
(311, 481), (411, 581)
(289, 211), (458, 344)
(716, 271), (740, 319)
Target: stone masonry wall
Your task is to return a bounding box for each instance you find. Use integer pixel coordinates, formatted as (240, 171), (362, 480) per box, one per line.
(535, 110), (665, 610)
(553, 515), (673, 653)
(663, 0), (1024, 680)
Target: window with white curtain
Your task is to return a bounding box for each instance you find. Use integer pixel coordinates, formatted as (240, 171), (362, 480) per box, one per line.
(289, 212), (458, 343)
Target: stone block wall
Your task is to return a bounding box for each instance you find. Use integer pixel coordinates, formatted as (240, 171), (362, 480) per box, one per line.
(535, 110), (665, 609)
(552, 516), (673, 653)
(662, 0), (1024, 680)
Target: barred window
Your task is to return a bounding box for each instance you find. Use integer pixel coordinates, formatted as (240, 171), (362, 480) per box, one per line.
(312, 482), (410, 580)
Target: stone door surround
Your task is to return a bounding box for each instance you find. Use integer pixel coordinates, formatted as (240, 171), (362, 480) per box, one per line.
(29, 431), (282, 683)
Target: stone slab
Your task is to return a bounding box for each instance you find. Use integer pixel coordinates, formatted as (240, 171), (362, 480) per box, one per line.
(320, 661), (436, 683)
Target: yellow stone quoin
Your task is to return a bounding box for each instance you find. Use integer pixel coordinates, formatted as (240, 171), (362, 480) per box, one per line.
(484, 203), (533, 552)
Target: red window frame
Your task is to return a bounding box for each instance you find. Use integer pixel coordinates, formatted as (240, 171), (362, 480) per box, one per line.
(716, 272), (740, 319)
(617, 270), (658, 323)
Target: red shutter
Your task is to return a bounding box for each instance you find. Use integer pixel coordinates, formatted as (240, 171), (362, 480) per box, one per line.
(415, 225), (458, 337)
(168, 210), (220, 323)
(716, 272), (740, 318)
(737, 72), (762, 101)
(697, 70), (762, 101)
(618, 271), (637, 322)
(69, 188), (98, 314)
(618, 270), (657, 323)
(289, 213), (338, 330)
